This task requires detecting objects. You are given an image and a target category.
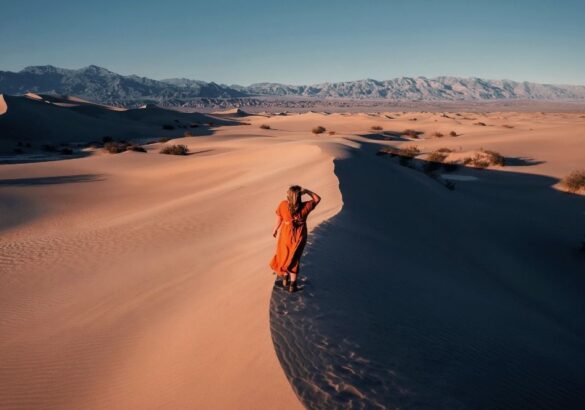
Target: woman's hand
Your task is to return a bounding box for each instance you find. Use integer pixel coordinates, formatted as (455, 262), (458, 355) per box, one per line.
(272, 228), (278, 238)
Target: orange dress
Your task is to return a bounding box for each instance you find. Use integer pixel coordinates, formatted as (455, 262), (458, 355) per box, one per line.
(270, 200), (318, 276)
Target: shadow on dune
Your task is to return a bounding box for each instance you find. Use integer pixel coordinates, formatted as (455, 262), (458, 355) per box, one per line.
(0, 174), (103, 186)
(270, 141), (585, 409)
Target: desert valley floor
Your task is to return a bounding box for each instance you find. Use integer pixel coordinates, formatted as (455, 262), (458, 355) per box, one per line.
(1, 98), (585, 408)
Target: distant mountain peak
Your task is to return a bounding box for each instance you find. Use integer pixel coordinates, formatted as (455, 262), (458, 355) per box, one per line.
(1, 65), (584, 105)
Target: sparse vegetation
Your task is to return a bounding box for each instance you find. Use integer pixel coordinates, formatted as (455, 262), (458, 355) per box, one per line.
(449, 131), (458, 137)
(184, 131), (193, 138)
(409, 118), (418, 121)
(260, 124), (271, 129)
(160, 144), (189, 155)
(128, 145), (147, 153)
(431, 131), (444, 138)
(562, 170), (585, 193)
(437, 147), (452, 153)
(474, 122), (487, 126)
(401, 129), (423, 138)
(371, 125), (383, 131)
(328, 131), (336, 135)
(483, 150), (505, 166)
(424, 151), (448, 173)
(104, 141), (129, 154)
(312, 126), (326, 134)
(502, 124), (514, 129)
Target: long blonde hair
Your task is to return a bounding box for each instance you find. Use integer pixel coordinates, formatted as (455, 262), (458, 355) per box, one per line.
(287, 185), (302, 216)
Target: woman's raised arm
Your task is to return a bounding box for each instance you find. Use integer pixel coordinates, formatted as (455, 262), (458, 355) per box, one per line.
(302, 188), (321, 204)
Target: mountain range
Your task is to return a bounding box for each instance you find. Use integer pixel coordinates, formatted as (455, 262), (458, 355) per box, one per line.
(1, 65), (585, 106)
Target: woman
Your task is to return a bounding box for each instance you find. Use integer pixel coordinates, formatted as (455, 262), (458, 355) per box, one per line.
(270, 185), (321, 293)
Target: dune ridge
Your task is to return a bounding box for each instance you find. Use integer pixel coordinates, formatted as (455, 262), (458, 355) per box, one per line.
(1, 108), (584, 408)
(0, 132), (342, 408)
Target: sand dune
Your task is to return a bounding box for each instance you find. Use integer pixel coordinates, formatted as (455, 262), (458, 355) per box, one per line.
(1, 108), (584, 408)
(0, 94), (239, 153)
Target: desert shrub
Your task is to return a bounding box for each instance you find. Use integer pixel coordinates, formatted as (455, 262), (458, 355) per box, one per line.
(184, 131), (193, 138)
(371, 125), (383, 131)
(409, 118), (418, 121)
(424, 151), (448, 173)
(437, 147), (452, 153)
(162, 124), (175, 130)
(502, 124), (514, 129)
(449, 131), (457, 137)
(328, 131), (336, 135)
(462, 157), (473, 165)
(260, 124), (271, 129)
(401, 129), (423, 138)
(158, 137), (171, 143)
(160, 144), (189, 155)
(474, 122), (487, 126)
(128, 145), (147, 153)
(104, 141), (129, 154)
(432, 131), (444, 138)
(42, 144), (57, 152)
(400, 146), (421, 158)
(60, 147), (73, 155)
(470, 154), (490, 168)
(312, 126), (326, 134)
(428, 151), (448, 163)
(483, 150), (505, 166)
(562, 170), (585, 193)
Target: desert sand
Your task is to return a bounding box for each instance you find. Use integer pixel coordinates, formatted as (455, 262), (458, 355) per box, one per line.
(1, 102), (585, 408)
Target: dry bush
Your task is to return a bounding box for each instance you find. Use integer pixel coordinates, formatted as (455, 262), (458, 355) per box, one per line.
(483, 150), (505, 166)
(160, 144), (189, 155)
(104, 142), (129, 154)
(562, 170), (585, 193)
(437, 147), (452, 153)
(400, 146), (421, 158)
(401, 129), (423, 138)
(260, 124), (271, 129)
(128, 145), (147, 153)
(449, 131), (457, 137)
(432, 131), (444, 138)
(502, 124), (514, 129)
(409, 118), (418, 121)
(470, 154), (490, 168)
(184, 131), (194, 138)
(312, 126), (326, 134)
(428, 151), (448, 163)
(371, 125), (383, 131)
(474, 122), (487, 126)
(328, 131), (336, 135)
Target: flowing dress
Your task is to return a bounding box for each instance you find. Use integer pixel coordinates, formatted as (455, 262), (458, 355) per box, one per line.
(270, 200), (317, 276)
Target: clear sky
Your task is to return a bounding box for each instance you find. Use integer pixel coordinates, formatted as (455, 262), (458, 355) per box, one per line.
(1, 0), (584, 85)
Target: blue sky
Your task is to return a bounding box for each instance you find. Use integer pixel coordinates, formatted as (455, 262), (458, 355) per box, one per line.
(1, 0), (584, 85)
